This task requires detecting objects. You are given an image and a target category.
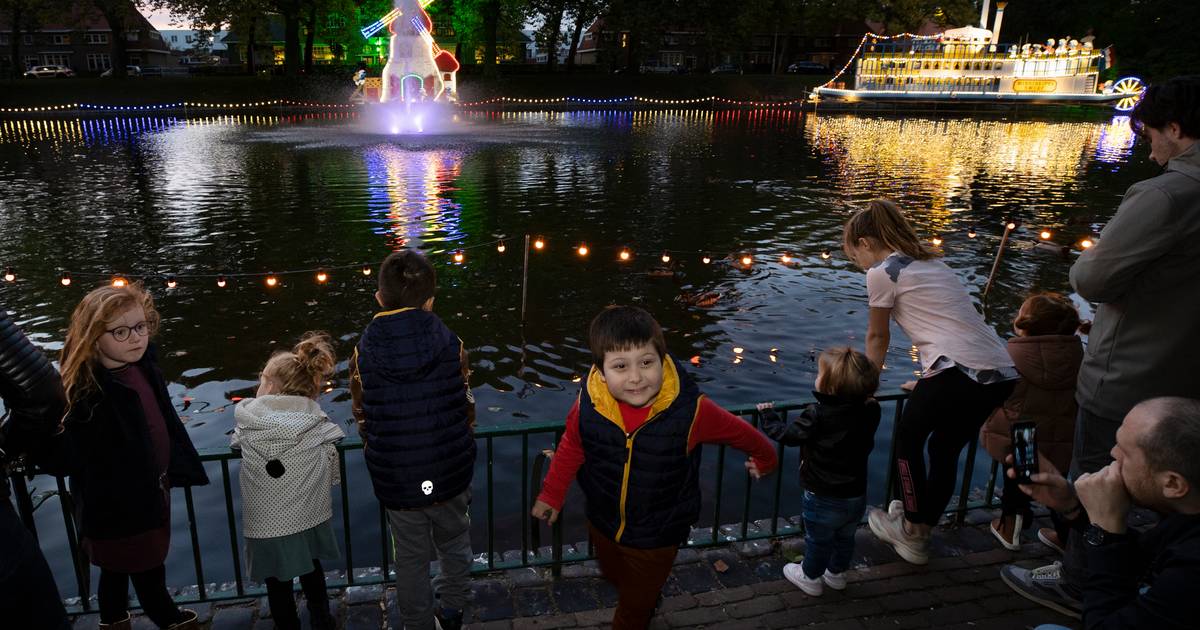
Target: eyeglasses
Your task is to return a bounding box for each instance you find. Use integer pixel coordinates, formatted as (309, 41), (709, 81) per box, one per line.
(106, 321), (152, 342)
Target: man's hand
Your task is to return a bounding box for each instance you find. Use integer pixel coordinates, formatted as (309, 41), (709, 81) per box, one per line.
(1007, 454), (1078, 513)
(1076, 460), (1131, 534)
(900, 380), (918, 392)
(531, 499), (560, 525)
(745, 458), (763, 480)
(756, 401), (774, 412)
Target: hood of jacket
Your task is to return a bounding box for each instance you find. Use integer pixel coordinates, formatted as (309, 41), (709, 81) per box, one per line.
(359, 308), (458, 382)
(233, 395), (344, 459)
(1006, 335), (1083, 390)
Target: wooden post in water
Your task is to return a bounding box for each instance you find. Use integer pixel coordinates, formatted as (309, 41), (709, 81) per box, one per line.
(521, 234), (531, 321)
(983, 221), (1016, 304)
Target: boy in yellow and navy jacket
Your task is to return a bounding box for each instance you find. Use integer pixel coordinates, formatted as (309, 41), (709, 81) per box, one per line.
(532, 305), (778, 629)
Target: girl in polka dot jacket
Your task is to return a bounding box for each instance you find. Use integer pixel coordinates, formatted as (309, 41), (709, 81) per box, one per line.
(233, 332), (345, 630)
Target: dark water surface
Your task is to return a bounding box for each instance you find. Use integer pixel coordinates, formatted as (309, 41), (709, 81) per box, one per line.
(0, 109), (1149, 597)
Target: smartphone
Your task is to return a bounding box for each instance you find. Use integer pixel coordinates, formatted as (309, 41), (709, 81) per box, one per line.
(1010, 421), (1039, 484)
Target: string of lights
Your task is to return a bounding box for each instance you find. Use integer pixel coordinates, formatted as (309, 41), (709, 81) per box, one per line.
(1, 95), (814, 115)
(817, 32), (941, 90)
(1, 222), (1097, 290)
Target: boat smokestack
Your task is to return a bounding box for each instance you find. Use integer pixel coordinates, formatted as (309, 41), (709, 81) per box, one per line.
(980, 0), (991, 30)
(990, 1), (1007, 45)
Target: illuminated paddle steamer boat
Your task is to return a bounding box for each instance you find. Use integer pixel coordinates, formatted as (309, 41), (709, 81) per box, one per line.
(812, 1), (1144, 110)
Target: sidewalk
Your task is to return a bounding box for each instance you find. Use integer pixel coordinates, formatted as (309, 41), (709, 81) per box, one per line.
(69, 508), (1084, 630)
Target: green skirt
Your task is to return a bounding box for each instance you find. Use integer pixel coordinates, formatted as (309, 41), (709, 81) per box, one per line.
(246, 519), (340, 582)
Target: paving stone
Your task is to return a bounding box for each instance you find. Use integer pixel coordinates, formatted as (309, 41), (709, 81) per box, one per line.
(594, 578), (620, 607)
(664, 606), (729, 627)
(706, 619), (762, 630)
(925, 602), (988, 625)
(860, 611), (932, 630)
(750, 580), (794, 596)
(344, 604), (382, 630)
(694, 584), (754, 606)
(709, 556), (760, 588)
(513, 587), (553, 618)
(657, 593), (696, 613)
(777, 589), (826, 608)
(751, 556), (790, 582)
(345, 584), (384, 606)
(963, 548), (1018, 567)
(977, 594), (1040, 614)
(572, 607), (615, 627)
(807, 619), (866, 630)
(876, 590), (939, 613)
(937, 583), (993, 603)
(472, 580), (516, 622)
(672, 548), (701, 565)
(507, 567), (548, 587)
(815, 598), (885, 620)
(252, 619), (274, 630)
(725, 595), (784, 618)
(550, 579), (600, 613)
(671, 563), (718, 594)
(845, 560), (919, 582)
(469, 621), (514, 630)
(511, 613), (578, 629)
(71, 613), (100, 630)
(559, 563), (601, 579)
(733, 539), (773, 558)
(209, 606), (254, 630)
(780, 536), (806, 559)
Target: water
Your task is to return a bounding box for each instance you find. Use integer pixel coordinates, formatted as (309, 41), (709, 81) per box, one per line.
(0, 109), (1149, 597)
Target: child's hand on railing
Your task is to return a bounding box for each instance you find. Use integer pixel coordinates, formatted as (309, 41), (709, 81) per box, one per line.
(900, 380), (917, 392)
(755, 401), (774, 412)
(745, 458), (764, 480)
(531, 499), (560, 525)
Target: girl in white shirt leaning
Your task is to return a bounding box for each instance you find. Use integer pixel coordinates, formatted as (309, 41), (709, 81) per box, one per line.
(842, 199), (1017, 565)
(233, 332), (345, 630)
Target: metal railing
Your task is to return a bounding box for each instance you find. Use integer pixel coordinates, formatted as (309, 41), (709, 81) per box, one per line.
(9, 389), (1003, 612)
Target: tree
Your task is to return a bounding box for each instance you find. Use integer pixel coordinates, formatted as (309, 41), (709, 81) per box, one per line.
(525, 0), (567, 70)
(562, 0), (603, 72)
(91, 0), (137, 78)
(0, 0), (65, 79)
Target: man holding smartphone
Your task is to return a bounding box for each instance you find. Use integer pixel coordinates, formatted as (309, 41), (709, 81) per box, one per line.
(1000, 397), (1200, 629)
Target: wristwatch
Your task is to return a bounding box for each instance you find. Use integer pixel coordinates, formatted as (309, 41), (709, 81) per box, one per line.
(1084, 523), (1130, 547)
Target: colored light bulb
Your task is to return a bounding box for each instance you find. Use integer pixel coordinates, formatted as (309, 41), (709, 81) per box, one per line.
(577, 244), (589, 257)
(497, 241), (507, 253)
(533, 237), (545, 250)
(112, 276), (127, 288)
(316, 270), (328, 283)
(60, 272), (72, 286)
(1040, 230), (1052, 240)
(661, 252), (671, 263)
(361, 265), (372, 276)
(165, 275), (177, 289)
(931, 236), (943, 246)
(265, 274), (278, 288)
(216, 275), (226, 288)
(2, 267), (14, 282)
(453, 251), (464, 263)
(740, 255), (752, 266)
(619, 249), (631, 261)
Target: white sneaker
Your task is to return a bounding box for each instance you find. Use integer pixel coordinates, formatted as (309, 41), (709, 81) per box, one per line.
(867, 506), (930, 565)
(783, 562), (823, 596)
(822, 569), (847, 590)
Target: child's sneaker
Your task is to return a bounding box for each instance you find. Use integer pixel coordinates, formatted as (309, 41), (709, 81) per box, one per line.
(822, 569), (847, 590)
(867, 506), (930, 565)
(783, 562), (824, 596)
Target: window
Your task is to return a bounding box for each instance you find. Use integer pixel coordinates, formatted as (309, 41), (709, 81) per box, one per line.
(813, 38), (830, 47)
(326, 15), (346, 29)
(86, 53), (111, 70)
(185, 35), (193, 43)
(0, 34), (8, 45)
(24, 56), (38, 69)
(126, 31), (139, 42)
(23, 34), (33, 45)
(171, 35), (178, 42)
(128, 56), (141, 66)
(150, 31), (162, 41)
(51, 34), (70, 45)
(85, 33), (109, 44)
(41, 53), (70, 66)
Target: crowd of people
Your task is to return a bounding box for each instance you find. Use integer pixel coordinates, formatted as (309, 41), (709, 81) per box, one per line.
(1, 75), (1197, 630)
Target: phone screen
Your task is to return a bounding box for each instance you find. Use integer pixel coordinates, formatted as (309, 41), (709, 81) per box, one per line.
(1011, 422), (1038, 483)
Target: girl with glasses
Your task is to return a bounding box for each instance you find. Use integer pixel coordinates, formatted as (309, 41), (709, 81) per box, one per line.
(59, 283), (209, 630)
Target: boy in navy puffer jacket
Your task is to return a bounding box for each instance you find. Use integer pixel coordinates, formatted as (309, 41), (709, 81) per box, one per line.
(351, 250), (475, 630)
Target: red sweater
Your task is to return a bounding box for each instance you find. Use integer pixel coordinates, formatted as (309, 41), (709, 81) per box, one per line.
(537, 397), (779, 510)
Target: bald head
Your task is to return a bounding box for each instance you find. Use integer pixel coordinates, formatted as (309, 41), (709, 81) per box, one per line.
(1134, 397), (1200, 490)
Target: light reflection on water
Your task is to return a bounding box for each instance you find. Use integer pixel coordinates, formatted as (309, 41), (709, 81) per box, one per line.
(0, 110), (1149, 593)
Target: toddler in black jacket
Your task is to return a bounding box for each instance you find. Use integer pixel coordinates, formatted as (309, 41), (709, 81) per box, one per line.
(758, 347), (881, 596)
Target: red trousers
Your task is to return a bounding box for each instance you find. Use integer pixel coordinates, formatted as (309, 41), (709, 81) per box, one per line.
(589, 523), (679, 630)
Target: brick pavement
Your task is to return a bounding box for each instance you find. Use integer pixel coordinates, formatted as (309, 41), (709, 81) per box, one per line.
(68, 508), (1084, 629)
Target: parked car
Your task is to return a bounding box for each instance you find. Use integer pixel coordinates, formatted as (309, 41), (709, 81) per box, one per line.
(640, 61), (684, 74)
(23, 65), (74, 79)
(787, 61), (829, 74)
(100, 65), (142, 78)
(710, 64), (742, 75)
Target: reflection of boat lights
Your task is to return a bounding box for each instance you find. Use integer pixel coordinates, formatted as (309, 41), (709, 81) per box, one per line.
(780, 253), (791, 263)
(931, 236), (943, 246)
(1040, 230), (1052, 240)
(1095, 115), (1137, 164)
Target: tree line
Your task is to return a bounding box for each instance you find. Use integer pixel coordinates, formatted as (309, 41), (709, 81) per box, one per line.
(2, 1), (1191, 81)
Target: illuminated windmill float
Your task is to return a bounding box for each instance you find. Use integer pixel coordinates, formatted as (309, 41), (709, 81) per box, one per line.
(811, 1), (1145, 110)
(361, 0), (460, 105)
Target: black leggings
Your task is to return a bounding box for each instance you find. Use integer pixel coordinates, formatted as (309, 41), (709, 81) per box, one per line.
(264, 559), (329, 630)
(895, 368), (1015, 526)
(98, 565), (184, 627)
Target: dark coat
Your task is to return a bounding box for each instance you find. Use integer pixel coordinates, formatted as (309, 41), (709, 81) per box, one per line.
(760, 392), (881, 498)
(356, 308), (475, 510)
(981, 335), (1082, 473)
(576, 357), (703, 549)
(64, 345), (208, 540)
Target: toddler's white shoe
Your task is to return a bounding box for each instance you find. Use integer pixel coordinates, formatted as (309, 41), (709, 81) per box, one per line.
(783, 562), (824, 596)
(822, 569), (847, 590)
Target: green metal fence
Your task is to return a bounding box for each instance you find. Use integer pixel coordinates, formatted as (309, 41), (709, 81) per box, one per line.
(9, 389), (1003, 613)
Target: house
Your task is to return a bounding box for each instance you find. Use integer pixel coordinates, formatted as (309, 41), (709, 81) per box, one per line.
(0, 3), (172, 74)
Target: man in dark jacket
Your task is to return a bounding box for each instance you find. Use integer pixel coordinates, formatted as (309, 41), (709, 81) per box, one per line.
(1001, 397), (1200, 629)
(350, 250), (475, 630)
(0, 307), (70, 628)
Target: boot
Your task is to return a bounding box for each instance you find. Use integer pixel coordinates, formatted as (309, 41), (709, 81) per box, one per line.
(165, 609), (200, 630)
(306, 599), (335, 630)
(98, 613), (133, 630)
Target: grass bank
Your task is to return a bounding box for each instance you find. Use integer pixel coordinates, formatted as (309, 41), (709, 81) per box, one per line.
(0, 73), (834, 108)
